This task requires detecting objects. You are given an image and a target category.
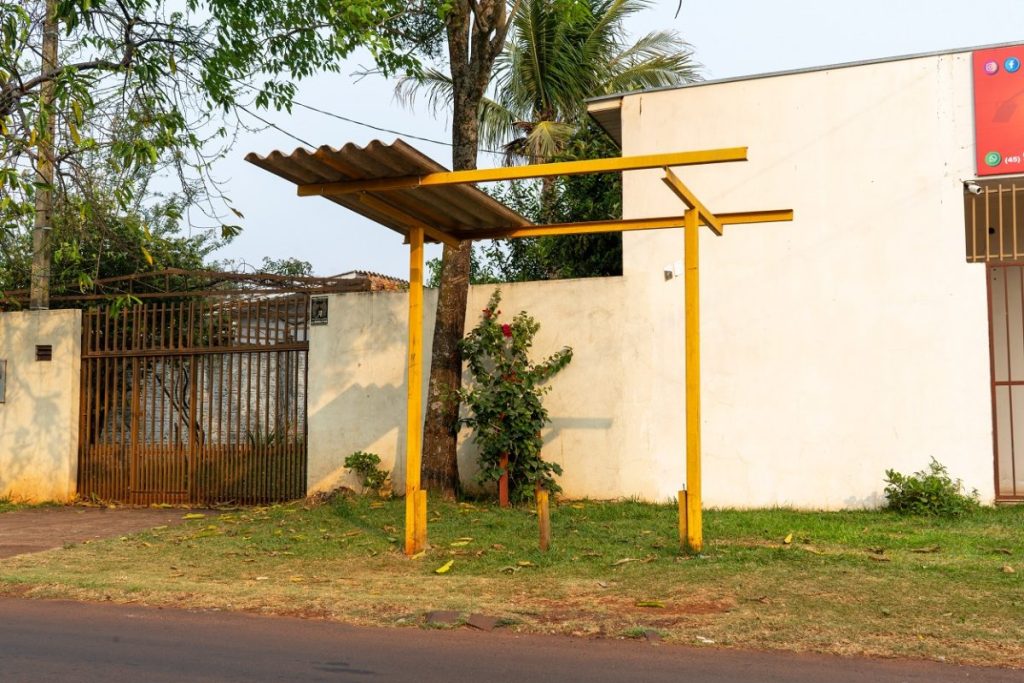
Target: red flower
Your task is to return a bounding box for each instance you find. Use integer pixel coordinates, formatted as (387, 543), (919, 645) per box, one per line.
(501, 323), (512, 338)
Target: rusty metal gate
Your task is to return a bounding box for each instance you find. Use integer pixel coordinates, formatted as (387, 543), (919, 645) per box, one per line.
(78, 296), (309, 504)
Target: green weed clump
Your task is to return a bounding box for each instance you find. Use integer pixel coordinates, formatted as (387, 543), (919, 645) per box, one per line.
(883, 458), (980, 518)
(344, 451), (389, 493)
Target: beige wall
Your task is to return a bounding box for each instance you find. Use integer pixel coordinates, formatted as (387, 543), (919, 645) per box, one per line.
(307, 278), (634, 498)
(0, 309), (81, 502)
(617, 51), (995, 506)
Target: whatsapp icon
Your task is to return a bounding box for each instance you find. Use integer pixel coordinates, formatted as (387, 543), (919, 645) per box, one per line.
(986, 151), (1002, 167)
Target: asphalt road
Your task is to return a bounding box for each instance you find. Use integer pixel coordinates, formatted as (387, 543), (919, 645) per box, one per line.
(0, 598), (1018, 682)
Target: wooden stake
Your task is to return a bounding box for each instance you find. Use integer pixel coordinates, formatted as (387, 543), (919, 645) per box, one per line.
(499, 453), (509, 508)
(537, 489), (550, 552)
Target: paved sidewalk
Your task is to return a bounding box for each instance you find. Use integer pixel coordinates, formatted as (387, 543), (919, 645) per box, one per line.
(0, 507), (210, 559)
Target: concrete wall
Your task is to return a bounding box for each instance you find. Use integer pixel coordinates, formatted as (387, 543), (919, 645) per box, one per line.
(617, 51), (995, 506)
(307, 278), (634, 498)
(0, 309), (82, 502)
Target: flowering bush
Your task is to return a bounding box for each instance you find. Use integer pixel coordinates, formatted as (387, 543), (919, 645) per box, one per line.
(460, 290), (573, 502)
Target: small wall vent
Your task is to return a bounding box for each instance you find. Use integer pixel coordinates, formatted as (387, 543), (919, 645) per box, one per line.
(35, 345), (53, 362)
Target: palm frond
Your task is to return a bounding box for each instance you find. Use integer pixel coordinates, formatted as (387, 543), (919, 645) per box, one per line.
(394, 68), (455, 117)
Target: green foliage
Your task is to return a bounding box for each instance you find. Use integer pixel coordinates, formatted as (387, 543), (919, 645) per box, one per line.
(399, 0), (698, 162)
(0, 166), (227, 303)
(427, 122), (623, 287)
(883, 458), (981, 518)
(344, 451), (389, 492)
(2, 0), (435, 295)
(459, 290), (572, 502)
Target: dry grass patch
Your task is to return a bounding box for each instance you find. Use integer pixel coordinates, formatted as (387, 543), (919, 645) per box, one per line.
(1, 497), (1022, 667)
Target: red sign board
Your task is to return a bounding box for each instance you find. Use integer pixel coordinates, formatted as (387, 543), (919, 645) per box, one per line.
(974, 46), (1024, 176)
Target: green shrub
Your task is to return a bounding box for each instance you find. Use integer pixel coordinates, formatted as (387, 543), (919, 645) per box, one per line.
(460, 290), (573, 503)
(883, 458), (980, 518)
(344, 451), (389, 493)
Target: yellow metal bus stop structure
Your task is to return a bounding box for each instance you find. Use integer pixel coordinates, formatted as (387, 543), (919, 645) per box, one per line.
(247, 140), (793, 555)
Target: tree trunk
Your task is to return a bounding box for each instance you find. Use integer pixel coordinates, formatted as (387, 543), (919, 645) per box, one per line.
(30, 0), (58, 311)
(421, 0), (511, 497)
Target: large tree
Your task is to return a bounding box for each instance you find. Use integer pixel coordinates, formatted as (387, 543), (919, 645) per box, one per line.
(1, 0), (425, 308)
(414, 0), (520, 498)
(409, 1), (697, 496)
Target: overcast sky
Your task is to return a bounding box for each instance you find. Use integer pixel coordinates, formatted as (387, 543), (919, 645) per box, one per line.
(207, 1), (1024, 278)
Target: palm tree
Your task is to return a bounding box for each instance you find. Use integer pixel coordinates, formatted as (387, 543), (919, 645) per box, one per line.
(399, 0), (700, 164)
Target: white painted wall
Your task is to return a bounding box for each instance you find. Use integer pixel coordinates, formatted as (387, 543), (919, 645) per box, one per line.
(0, 309), (81, 502)
(617, 51), (995, 506)
(307, 278), (635, 499)
(307, 52), (997, 508)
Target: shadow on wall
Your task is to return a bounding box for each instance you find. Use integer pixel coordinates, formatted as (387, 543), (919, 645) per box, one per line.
(1, 378), (65, 500)
(307, 293), (410, 493)
(457, 415), (615, 497)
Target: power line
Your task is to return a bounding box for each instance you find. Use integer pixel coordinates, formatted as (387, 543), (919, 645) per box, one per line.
(233, 80), (504, 155)
(290, 98), (506, 156)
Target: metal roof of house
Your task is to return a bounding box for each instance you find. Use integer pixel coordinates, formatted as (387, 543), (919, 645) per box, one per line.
(245, 139), (531, 244)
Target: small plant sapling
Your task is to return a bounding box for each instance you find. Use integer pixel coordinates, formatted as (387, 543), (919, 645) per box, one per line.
(460, 290), (573, 503)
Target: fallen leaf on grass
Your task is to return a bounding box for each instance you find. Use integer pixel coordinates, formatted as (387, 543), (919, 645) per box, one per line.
(289, 576), (304, 583)
(435, 560), (454, 574)
(516, 561), (535, 567)
(410, 551), (425, 560)
(255, 576), (269, 581)
(341, 531), (362, 538)
(994, 548), (1013, 555)
(910, 546), (941, 554)
(182, 513), (206, 520)
(449, 541), (470, 547)
(612, 558), (640, 566)
(635, 600), (665, 608)
(1002, 565), (1016, 574)
(801, 546), (825, 555)
(868, 555), (891, 563)
(783, 533), (793, 545)
(695, 636), (715, 644)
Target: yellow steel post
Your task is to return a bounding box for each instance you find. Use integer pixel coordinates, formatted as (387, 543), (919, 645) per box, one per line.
(684, 208), (703, 553)
(404, 226), (425, 555)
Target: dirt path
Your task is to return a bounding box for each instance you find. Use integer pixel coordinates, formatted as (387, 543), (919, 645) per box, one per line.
(0, 507), (211, 559)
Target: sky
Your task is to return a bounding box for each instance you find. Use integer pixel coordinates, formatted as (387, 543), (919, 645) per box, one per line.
(206, 1), (1024, 278)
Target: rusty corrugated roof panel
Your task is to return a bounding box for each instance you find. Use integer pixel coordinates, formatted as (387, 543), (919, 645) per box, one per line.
(245, 139), (532, 242)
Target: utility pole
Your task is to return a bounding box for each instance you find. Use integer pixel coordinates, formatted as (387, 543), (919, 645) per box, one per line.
(30, 0), (58, 310)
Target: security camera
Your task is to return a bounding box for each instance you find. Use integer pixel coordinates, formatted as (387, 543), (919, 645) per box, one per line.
(965, 181), (983, 196)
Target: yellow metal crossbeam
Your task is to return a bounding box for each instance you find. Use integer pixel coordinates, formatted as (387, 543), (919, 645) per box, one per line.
(355, 193), (461, 248)
(457, 210), (794, 241)
(662, 169), (723, 236)
(298, 148), (749, 196)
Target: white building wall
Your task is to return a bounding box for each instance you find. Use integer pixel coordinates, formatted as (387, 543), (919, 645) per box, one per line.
(0, 309), (81, 502)
(618, 51), (995, 506)
(307, 278), (635, 499)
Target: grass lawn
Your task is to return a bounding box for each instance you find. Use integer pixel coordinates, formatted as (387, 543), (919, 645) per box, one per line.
(1, 497), (1022, 667)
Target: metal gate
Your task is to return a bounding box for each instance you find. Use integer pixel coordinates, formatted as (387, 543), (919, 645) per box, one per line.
(988, 264), (1024, 501)
(78, 296), (309, 504)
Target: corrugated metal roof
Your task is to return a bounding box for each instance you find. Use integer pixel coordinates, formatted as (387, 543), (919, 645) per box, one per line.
(245, 139), (531, 242)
